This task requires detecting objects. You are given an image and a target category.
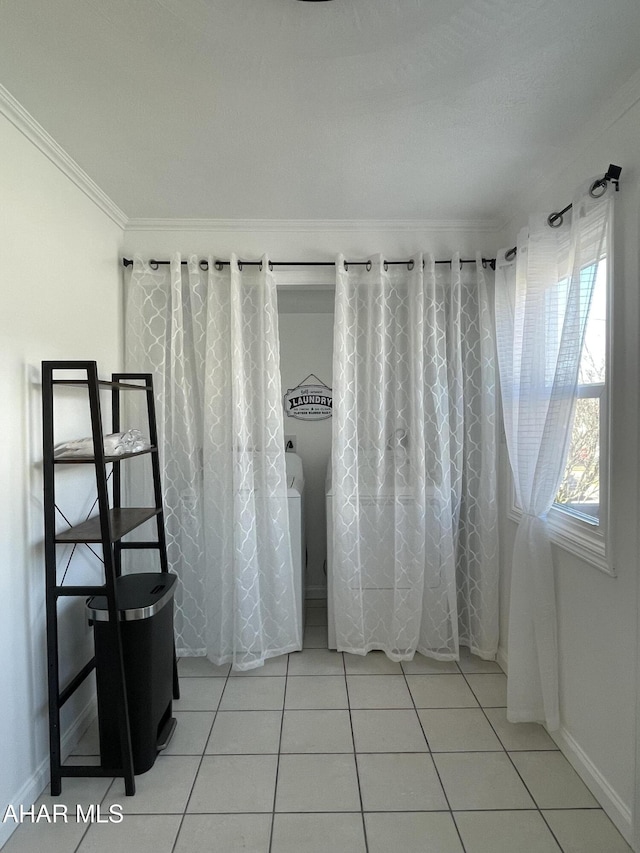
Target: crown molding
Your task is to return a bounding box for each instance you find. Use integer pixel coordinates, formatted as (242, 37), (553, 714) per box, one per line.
(0, 84), (128, 229)
(124, 217), (502, 234)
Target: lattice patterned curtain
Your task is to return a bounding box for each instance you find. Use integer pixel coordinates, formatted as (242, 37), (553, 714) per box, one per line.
(125, 253), (301, 670)
(331, 253), (498, 661)
(495, 179), (613, 729)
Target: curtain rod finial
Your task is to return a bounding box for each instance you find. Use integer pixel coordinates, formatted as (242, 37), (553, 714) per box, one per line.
(606, 164), (621, 190)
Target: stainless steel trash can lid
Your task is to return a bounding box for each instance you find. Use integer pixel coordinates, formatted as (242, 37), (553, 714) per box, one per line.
(87, 572), (177, 622)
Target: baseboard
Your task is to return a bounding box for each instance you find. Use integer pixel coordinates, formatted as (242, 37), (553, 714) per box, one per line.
(550, 725), (633, 846)
(492, 645), (633, 847)
(305, 585), (327, 600)
(0, 697), (97, 849)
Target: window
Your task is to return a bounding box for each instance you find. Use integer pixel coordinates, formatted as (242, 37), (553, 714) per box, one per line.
(507, 256), (611, 574)
(548, 255), (611, 573)
(554, 259), (607, 524)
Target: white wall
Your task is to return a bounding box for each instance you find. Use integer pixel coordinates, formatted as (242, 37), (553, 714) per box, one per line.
(0, 112), (123, 845)
(496, 95), (640, 843)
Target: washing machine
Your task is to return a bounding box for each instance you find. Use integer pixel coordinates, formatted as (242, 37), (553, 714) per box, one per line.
(326, 459), (439, 649)
(285, 452), (305, 635)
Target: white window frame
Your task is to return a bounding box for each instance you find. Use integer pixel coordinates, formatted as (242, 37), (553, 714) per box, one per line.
(507, 255), (614, 577)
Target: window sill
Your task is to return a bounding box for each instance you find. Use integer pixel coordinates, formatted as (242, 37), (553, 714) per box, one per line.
(507, 504), (613, 577)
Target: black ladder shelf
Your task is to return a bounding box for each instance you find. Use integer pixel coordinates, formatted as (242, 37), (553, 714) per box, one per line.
(42, 360), (177, 796)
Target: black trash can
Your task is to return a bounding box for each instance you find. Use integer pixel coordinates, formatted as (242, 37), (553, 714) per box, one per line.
(87, 572), (178, 774)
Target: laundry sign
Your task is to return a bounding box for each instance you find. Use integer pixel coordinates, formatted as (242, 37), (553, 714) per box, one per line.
(283, 374), (333, 421)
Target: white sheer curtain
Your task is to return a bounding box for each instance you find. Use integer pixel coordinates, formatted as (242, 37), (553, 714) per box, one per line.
(125, 253), (301, 670)
(331, 253), (498, 661)
(494, 180), (612, 728)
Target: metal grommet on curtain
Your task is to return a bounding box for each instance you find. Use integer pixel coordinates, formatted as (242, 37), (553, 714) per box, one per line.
(505, 247), (517, 261)
(366, 260), (372, 272)
(589, 177), (608, 198)
(214, 259), (223, 271)
(199, 259), (209, 271)
(407, 259), (415, 271)
(149, 259), (159, 270)
(269, 260), (274, 272)
(259, 260), (263, 271)
(383, 260), (389, 272)
(238, 259), (243, 271)
(344, 260), (349, 271)
(547, 211), (563, 228)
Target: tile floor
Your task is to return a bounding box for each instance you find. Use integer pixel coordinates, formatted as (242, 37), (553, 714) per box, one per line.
(3, 601), (632, 853)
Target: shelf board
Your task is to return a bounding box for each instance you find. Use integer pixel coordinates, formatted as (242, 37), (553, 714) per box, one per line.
(51, 379), (150, 391)
(56, 508), (161, 543)
(54, 447), (157, 464)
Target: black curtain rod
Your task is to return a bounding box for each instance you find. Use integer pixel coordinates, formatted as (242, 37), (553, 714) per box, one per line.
(122, 164), (621, 272)
(123, 257), (497, 271)
(503, 164), (621, 262)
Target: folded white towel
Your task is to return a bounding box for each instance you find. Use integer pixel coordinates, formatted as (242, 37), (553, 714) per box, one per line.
(54, 429), (151, 459)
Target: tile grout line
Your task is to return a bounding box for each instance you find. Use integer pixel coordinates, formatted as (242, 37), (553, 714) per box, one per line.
(66, 716), (120, 851)
(268, 651), (290, 853)
(161, 748), (580, 757)
(400, 660), (469, 853)
(167, 703), (521, 711)
(169, 662), (231, 853)
(457, 666), (566, 853)
(70, 773), (110, 853)
(60, 806), (609, 816)
(343, 651), (370, 853)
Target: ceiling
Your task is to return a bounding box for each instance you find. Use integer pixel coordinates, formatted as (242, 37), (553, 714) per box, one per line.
(1, 0), (640, 223)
